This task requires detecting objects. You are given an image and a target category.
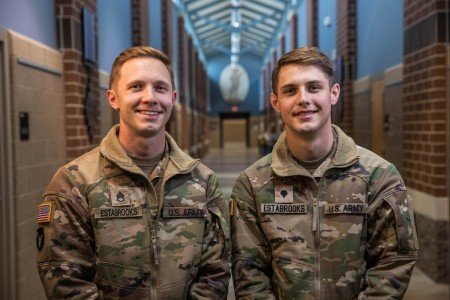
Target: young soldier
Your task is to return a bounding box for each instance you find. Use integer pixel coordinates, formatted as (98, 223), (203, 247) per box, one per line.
(36, 46), (231, 299)
(230, 47), (418, 299)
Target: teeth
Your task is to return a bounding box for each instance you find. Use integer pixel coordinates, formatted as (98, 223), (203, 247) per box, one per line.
(140, 111), (159, 115)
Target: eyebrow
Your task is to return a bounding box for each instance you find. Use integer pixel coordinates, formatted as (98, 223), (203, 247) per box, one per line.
(153, 79), (170, 86)
(279, 79), (325, 89)
(125, 78), (170, 87)
(307, 80), (325, 85)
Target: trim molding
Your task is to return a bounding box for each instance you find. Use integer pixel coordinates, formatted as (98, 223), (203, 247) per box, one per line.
(409, 187), (449, 221)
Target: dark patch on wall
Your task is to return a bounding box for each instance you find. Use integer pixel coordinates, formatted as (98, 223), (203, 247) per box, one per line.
(404, 11), (450, 55)
(415, 213), (449, 284)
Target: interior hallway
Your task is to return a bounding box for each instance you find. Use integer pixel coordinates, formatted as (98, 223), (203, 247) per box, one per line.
(202, 143), (450, 300)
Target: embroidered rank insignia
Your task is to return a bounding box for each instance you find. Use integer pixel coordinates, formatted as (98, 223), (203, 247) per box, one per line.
(37, 203), (53, 223)
(110, 187), (132, 206)
(116, 191), (125, 202)
(275, 185), (294, 203)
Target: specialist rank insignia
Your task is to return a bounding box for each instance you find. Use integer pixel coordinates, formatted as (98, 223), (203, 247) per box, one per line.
(275, 185), (294, 203)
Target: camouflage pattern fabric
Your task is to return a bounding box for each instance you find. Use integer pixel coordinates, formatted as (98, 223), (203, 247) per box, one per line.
(230, 125), (418, 300)
(36, 125), (231, 299)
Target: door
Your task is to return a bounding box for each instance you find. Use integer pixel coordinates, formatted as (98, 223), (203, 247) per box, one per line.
(0, 30), (15, 300)
(219, 111), (250, 148)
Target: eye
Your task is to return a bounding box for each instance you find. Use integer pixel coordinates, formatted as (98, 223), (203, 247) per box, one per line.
(307, 84), (322, 93)
(130, 83), (143, 90)
(155, 84), (169, 92)
(282, 87), (297, 95)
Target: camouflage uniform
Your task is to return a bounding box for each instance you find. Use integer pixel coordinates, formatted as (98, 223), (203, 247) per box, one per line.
(36, 125), (231, 299)
(230, 125), (418, 300)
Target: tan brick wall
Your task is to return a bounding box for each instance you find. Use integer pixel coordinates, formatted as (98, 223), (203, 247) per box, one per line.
(7, 30), (65, 300)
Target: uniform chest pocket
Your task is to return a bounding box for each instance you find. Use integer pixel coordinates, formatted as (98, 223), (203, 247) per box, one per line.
(159, 206), (206, 248)
(318, 175), (369, 282)
(158, 206), (206, 289)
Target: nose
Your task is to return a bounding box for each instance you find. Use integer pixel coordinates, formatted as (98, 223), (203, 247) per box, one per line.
(142, 87), (158, 105)
(297, 88), (310, 106)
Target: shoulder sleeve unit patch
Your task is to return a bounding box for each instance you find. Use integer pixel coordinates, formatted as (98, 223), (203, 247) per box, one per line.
(37, 203), (53, 223)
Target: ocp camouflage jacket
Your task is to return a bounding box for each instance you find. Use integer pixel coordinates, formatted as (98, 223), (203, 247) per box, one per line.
(37, 125), (231, 299)
(230, 125), (418, 300)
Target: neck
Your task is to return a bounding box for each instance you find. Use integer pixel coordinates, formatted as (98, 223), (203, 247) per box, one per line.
(286, 127), (334, 162)
(119, 130), (166, 158)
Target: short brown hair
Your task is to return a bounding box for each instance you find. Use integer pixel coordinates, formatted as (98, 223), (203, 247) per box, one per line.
(271, 47), (335, 95)
(109, 46), (175, 90)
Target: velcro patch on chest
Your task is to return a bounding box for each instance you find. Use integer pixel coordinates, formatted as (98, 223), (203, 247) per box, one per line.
(110, 186), (132, 206)
(261, 203), (308, 214)
(274, 185), (294, 203)
(94, 207), (143, 219)
(163, 207), (206, 218)
(324, 203), (368, 214)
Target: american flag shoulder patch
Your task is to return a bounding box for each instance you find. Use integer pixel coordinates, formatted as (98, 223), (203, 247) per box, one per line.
(38, 203), (53, 223)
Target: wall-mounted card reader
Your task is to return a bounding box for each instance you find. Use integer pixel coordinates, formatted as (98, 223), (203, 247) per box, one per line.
(19, 112), (29, 141)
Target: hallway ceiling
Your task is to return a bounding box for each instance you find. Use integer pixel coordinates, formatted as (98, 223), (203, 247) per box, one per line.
(173, 0), (300, 64)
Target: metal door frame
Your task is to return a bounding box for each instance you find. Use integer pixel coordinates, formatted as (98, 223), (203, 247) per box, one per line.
(0, 28), (16, 300)
(370, 79), (385, 156)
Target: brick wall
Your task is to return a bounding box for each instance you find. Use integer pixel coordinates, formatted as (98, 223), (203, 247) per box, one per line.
(403, 0), (449, 283)
(306, 0), (318, 46)
(161, 0), (173, 57)
(131, 0), (149, 46)
(403, 0), (448, 197)
(55, 0), (100, 162)
(335, 0), (357, 136)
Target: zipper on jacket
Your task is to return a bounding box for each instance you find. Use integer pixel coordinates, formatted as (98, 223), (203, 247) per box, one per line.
(312, 196), (321, 299)
(151, 228), (158, 300)
(312, 197), (318, 232)
(309, 175), (324, 300)
(151, 229), (159, 266)
(145, 181), (158, 300)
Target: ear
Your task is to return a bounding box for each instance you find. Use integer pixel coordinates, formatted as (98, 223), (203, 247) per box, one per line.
(330, 83), (340, 106)
(107, 89), (119, 110)
(172, 90), (177, 104)
(270, 92), (280, 112)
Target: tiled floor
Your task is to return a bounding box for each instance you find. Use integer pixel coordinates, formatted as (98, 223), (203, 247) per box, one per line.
(202, 142), (449, 300)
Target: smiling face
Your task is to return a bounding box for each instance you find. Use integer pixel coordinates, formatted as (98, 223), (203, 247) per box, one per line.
(107, 57), (176, 142)
(270, 64), (340, 140)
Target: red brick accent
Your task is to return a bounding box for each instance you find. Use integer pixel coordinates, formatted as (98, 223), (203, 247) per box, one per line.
(131, 0), (149, 46)
(403, 44), (448, 197)
(306, 0), (318, 46)
(177, 15), (186, 104)
(291, 14), (298, 50)
(55, 0), (100, 161)
(335, 0), (357, 136)
(161, 0), (173, 57)
(403, 0), (448, 198)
